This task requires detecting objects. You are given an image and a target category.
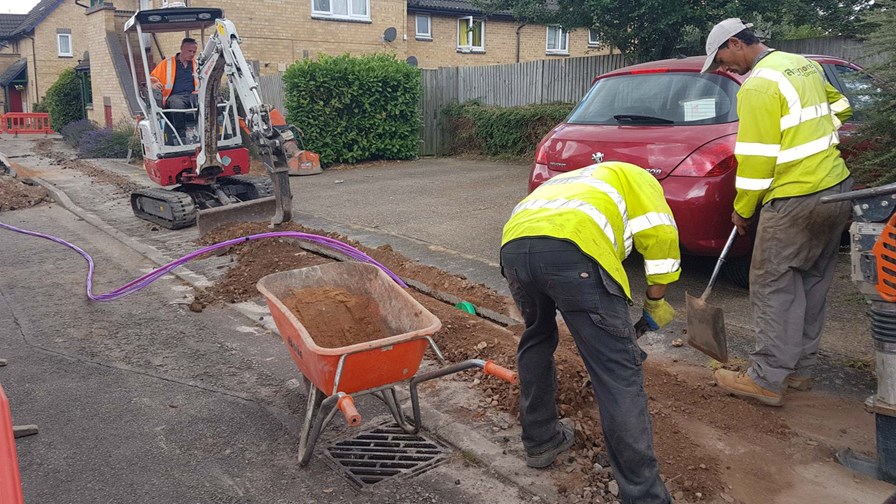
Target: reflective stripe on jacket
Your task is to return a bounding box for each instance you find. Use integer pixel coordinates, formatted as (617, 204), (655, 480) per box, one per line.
(150, 55), (198, 106)
(733, 51), (852, 218)
(501, 161), (681, 298)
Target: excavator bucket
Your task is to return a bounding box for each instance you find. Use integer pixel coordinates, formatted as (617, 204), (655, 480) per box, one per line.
(196, 196), (279, 237)
(196, 168), (293, 237)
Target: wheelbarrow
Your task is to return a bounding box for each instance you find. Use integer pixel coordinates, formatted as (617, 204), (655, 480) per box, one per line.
(256, 262), (519, 466)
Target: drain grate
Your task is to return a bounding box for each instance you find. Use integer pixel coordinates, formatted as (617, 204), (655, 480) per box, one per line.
(324, 423), (450, 488)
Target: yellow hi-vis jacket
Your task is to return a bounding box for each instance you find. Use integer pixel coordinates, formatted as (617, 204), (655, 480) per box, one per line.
(150, 55), (198, 107)
(501, 162), (681, 299)
(733, 51), (852, 218)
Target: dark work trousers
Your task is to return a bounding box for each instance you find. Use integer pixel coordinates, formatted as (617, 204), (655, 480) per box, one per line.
(748, 177), (853, 392)
(164, 93), (193, 141)
(500, 237), (670, 504)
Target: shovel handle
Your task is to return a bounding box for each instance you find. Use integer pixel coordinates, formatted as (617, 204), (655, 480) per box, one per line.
(702, 227), (739, 300)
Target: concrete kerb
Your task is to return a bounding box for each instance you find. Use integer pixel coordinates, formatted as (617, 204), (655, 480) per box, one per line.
(0, 150), (561, 501)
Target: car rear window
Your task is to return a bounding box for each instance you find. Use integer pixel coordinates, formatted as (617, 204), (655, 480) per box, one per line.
(567, 72), (740, 126)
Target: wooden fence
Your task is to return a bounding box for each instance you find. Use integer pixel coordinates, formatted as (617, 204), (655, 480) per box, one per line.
(257, 36), (882, 157)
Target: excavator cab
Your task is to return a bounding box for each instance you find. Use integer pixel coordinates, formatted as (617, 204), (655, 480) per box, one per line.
(122, 7), (296, 232)
(124, 7), (245, 180)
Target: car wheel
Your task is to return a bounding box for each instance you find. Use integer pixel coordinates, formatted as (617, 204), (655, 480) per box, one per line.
(723, 256), (751, 289)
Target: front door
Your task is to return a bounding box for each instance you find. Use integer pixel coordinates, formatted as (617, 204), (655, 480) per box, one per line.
(7, 87), (23, 113)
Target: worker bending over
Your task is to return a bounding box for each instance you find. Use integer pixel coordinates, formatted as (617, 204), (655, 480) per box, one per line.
(500, 161), (678, 503)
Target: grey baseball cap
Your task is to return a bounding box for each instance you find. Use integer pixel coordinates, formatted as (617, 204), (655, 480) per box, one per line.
(701, 18), (753, 73)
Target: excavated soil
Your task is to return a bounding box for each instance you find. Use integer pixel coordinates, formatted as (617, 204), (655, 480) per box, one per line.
(193, 221), (801, 504)
(281, 286), (391, 347)
(0, 174), (51, 212)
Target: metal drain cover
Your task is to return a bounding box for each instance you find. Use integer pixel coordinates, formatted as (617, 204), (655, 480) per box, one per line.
(324, 423), (450, 488)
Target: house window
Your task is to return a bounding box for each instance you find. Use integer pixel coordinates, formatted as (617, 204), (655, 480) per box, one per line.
(588, 28), (600, 47)
(57, 33), (73, 57)
(312, 0), (370, 21)
(546, 25), (568, 55)
(416, 15), (431, 39)
(457, 17), (484, 52)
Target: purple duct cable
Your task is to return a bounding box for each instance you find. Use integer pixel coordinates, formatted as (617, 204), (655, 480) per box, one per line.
(0, 220), (407, 301)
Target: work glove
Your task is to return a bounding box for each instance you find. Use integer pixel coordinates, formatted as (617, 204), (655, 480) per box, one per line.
(642, 298), (676, 331)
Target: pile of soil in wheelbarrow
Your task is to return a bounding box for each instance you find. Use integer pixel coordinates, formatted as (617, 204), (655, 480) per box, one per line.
(194, 222), (818, 504)
(281, 286), (391, 347)
(0, 173), (51, 212)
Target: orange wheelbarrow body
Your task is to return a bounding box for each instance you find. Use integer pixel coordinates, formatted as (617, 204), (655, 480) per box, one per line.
(257, 262), (518, 466)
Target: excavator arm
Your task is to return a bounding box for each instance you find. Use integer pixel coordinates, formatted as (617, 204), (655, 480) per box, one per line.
(193, 18), (294, 225)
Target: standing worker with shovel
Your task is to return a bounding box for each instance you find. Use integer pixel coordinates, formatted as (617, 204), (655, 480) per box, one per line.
(702, 19), (853, 406)
(500, 161), (679, 503)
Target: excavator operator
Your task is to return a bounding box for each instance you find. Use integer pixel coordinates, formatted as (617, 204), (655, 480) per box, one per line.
(149, 37), (199, 142)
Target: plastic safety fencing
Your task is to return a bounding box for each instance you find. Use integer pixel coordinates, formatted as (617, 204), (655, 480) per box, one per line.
(0, 113), (54, 135)
(0, 385), (24, 504)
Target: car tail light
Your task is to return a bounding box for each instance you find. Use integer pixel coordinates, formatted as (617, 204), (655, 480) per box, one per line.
(535, 142), (548, 165)
(673, 138), (737, 177)
(530, 142), (552, 192)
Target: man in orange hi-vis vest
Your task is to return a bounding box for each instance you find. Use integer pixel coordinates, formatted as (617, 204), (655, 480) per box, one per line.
(150, 37), (199, 140)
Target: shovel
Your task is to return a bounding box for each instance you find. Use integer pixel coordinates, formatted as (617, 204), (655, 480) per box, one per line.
(686, 227), (739, 363)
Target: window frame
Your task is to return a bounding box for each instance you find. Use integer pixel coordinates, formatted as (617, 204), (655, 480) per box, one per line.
(311, 0), (371, 22)
(57, 33), (73, 57)
(415, 14), (432, 40)
(545, 25), (569, 55)
(588, 28), (600, 47)
(457, 16), (485, 52)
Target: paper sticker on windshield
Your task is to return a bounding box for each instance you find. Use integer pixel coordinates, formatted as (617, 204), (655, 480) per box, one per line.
(683, 99), (717, 121)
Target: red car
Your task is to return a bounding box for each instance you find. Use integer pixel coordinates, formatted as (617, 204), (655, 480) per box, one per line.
(529, 55), (869, 285)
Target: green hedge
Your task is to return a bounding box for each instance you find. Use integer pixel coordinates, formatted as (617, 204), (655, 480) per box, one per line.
(443, 102), (574, 157)
(44, 68), (84, 131)
(283, 53), (421, 167)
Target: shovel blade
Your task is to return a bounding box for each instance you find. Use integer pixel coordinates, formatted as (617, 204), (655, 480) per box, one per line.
(196, 196), (278, 237)
(686, 292), (729, 362)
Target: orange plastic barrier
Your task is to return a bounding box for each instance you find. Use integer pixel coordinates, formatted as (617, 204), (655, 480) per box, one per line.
(0, 385), (24, 504)
(1, 113), (54, 135)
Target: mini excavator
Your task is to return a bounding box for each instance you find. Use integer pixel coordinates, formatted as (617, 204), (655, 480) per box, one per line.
(123, 6), (321, 232)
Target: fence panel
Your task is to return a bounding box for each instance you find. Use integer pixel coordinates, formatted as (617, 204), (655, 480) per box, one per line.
(258, 73), (287, 114)
(771, 36), (885, 68)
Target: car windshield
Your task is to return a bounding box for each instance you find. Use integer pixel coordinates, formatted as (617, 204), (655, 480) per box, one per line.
(831, 64), (882, 121)
(567, 72), (740, 126)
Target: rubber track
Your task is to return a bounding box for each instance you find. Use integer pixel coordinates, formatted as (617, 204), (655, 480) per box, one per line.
(221, 175), (274, 198)
(131, 187), (197, 230)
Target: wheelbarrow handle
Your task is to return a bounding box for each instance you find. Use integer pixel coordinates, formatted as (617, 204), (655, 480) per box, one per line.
(483, 360), (519, 384)
(337, 394), (361, 427)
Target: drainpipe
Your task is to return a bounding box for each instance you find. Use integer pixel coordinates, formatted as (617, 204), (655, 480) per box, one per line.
(515, 22), (528, 63)
(74, 0), (89, 8)
(25, 34), (38, 109)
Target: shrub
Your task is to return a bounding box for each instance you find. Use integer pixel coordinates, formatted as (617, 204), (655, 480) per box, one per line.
(32, 99), (48, 113)
(848, 0), (896, 187)
(77, 124), (134, 158)
(443, 102), (574, 157)
(60, 119), (97, 148)
(44, 68), (84, 131)
(283, 53), (421, 167)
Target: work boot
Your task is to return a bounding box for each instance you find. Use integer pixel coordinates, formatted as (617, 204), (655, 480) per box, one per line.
(714, 369), (783, 406)
(526, 418), (576, 468)
(785, 375), (813, 391)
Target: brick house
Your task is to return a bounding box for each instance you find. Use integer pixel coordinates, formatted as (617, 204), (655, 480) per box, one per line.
(0, 0), (97, 114)
(1, 0), (611, 124)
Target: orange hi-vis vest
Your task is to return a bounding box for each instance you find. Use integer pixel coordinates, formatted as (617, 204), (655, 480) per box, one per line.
(150, 55), (198, 106)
